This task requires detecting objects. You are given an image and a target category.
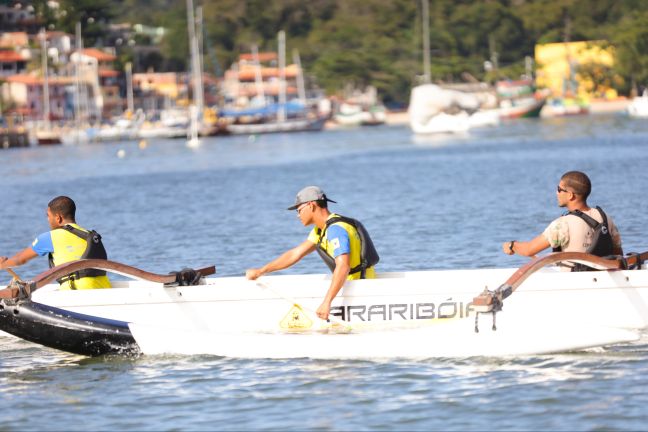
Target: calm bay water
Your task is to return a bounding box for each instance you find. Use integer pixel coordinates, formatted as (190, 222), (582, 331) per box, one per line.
(1, 114), (648, 430)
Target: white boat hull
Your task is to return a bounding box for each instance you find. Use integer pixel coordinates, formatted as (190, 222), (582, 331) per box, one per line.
(334, 104), (387, 126)
(226, 117), (326, 135)
(627, 92), (648, 118)
(498, 97), (546, 119)
(137, 125), (188, 139)
(410, 111), (471, 134)
(130, 314), (639, 358)
(408, 84), (499, 134)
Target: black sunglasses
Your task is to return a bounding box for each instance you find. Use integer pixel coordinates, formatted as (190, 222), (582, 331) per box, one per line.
(296, 202), (311, 215)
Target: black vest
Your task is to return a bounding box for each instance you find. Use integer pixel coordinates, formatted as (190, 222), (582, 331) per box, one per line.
(552, 207), (615, 271)
(314, 215), (379, 279)
(48, 224), (108, 285)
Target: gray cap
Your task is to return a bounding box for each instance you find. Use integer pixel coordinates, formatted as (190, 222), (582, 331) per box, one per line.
(287, 186), (337, 210)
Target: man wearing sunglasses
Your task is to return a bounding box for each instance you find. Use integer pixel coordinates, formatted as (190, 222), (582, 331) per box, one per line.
(502, 171), (623, 267)
(246, 186), (379, 320)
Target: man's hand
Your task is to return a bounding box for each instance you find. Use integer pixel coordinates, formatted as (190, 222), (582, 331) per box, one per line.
(0, 248), (37, 269)
(245, 268), (263, 280)
(316, 300), (331, 320)
(502, 241), (515, 255)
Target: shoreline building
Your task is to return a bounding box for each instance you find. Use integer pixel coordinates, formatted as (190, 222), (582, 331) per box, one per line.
(222, 52), (301, 109)
(535, 40), (620, 101)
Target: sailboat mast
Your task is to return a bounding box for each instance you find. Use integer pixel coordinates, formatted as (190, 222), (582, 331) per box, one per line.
(40, 30), (51, 131)
(125, 62), (134, 114)
(252, 45), (265, 103)
(563, 12), (575, 97)
(277, 30), (286, 122)
(74, 22), (81, 127)
(186, 0), (203, 116)
(292, 49), (306, 106)
(195, 5), (205, 115)
(422, 0), (431, 84)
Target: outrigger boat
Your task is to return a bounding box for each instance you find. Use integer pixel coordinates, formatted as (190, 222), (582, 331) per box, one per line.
(0, 252), (647, 358)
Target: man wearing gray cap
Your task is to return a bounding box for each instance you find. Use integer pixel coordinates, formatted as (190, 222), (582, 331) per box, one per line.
(246, 186), (379, 320)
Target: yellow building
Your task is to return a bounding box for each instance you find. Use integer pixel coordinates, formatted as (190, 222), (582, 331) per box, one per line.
(133, 72), (181, 99)
(535, 41), (619, 100)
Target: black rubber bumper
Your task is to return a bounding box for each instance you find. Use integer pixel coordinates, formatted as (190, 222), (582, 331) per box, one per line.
(0, 299), (140, 357)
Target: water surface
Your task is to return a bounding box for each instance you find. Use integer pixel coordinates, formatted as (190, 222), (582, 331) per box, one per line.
(1, 114), (648, 430)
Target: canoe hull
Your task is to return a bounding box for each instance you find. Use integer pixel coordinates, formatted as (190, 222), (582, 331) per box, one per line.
(3, 265), (648, 358)
(26, 267), (648, 332)
(0, 300), (139, 356)
(129, 314), (639, 358)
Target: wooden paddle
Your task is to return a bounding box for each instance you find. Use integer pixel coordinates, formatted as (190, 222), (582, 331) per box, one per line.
(4, 267), (23, 282)
(0, 267), (24, 299)
(0, 259), (216, 299)
(256, 279), (353, 331)
(472, 251), (648, 313)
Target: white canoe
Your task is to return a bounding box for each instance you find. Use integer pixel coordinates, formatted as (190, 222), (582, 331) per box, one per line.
(2, 252), (647, 357)
(129, 312), (640, 359)
(26, 260), (648, 332)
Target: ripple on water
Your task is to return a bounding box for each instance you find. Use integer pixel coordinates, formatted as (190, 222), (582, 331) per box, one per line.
(2, 116), (648, 430)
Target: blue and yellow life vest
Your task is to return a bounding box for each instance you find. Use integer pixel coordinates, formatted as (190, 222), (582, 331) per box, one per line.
(311, 213), (379, 280)
(47, 224), (111, 290)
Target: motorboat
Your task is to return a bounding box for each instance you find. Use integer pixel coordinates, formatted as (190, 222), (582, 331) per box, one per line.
(627, 90), (648, 118)
(408, 84), (499, 134)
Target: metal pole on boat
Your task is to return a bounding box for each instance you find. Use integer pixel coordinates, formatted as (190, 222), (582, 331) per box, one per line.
(293, 49), (307, 107)
(125, 62), (134, 115)
(186, 0), (203, 116)
(40, 29), (51, 132)
(195, 5), (205, 116)
(186, 0), (203, 146)
(74, 22), (81, 136)
(252, 45), (266, 104)
(422, 0), (431, 84)
(77, 24), (90, 126)
(525, 56), (534, 80)
(277, 30), (286, 123)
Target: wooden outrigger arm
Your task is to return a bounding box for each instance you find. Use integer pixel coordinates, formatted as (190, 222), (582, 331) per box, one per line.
(0, 259), (216, 300)
(472, 251), (648, 313)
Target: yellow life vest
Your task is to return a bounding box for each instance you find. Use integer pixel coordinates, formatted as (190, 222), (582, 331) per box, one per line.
(308, 213), (378, 280)
(48, 224), (111, 290)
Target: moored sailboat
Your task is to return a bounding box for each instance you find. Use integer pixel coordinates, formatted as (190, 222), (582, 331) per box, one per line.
(35, 30), (61, 145)
(496, 78), (548, 119)
(408, 1), (498, 134)
(221, 32), (325, 135)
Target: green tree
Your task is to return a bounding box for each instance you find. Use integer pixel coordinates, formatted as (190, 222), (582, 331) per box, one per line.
(56, 0), (119, 46)
(30, 0), (59, 30)
(611, 11), (648, 94)
(95, 0), (648, 102)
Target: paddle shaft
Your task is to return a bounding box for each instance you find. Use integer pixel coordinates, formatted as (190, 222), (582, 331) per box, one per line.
(5, 267), (22, 282)
(0, 267), (23, 299)
(256, 280), (353, 330)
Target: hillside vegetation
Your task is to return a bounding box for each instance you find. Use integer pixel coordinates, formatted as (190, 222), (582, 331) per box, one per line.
(34, 0), (648, 104)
